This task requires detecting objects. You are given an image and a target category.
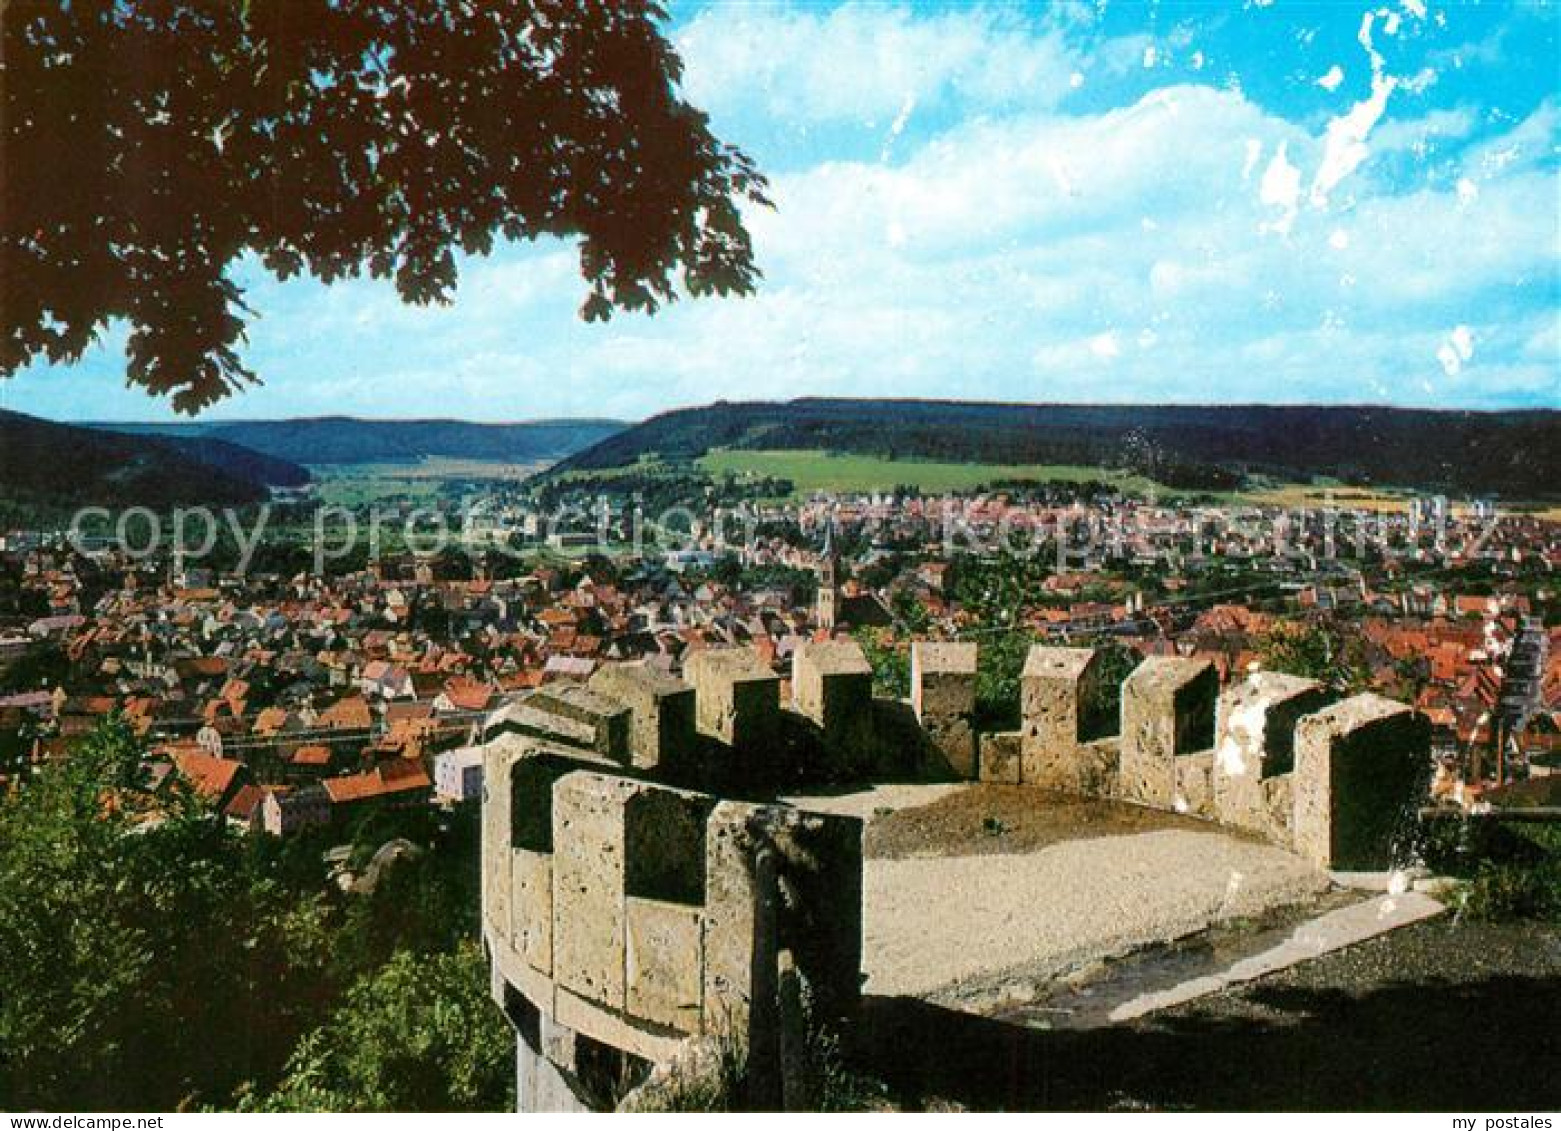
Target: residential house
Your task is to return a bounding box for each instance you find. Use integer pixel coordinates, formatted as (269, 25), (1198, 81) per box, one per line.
(434, 746), (485, 803)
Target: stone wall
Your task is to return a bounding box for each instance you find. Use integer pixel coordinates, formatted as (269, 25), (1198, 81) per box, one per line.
(587, 661), (697, 774)
(791, 640), (877, 777)
(485, 757), (862, 1103)
(484, 637), (1431, 1109)
(1213, 672), (1335, 840)
(1020, 645), (1121, 794)
(1119, 657), (1219, 812)
(1293, 693), (1432, 869)
(684, 647), (780, 755)
(911, 642), (978, 778)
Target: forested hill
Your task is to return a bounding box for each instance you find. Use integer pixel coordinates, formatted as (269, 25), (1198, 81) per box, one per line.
(100, 416), (626, 466)
(553, 399), (1561, 497)
(0, 410), (307, 508)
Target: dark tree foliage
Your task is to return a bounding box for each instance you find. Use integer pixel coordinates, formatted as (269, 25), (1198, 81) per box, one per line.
(0, 717), (498, 1111)
(1, 0), (767, 412)
(558, 399), (1561, 499)
(1259, 617), (1373, 693)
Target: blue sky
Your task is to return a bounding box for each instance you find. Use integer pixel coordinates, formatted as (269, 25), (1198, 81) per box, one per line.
(5, 0), (1557, 422)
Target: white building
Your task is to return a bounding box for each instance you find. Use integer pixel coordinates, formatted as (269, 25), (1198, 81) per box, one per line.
(435, 746), (486, 803)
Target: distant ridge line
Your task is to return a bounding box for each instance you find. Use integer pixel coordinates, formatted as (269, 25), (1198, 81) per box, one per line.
(551, 398), (1560, 498)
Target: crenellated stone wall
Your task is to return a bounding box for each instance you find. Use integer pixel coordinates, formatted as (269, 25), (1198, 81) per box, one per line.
(482, 636), (1431, 1110)
(911, 642), (978, 778)
(481, 664), (864, 1111)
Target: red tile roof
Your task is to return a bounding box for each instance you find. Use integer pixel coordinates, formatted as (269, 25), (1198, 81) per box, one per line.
(322, 762), (431, 805)
(171, 749), (245, 801)
(224, 783), (265, 822)
(291, 744), (332, 767)
(440, 677), (496, 713)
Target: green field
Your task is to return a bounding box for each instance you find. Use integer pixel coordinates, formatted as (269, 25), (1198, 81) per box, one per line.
(309, 457), (549, 506)
(697, 449), (1162, 497)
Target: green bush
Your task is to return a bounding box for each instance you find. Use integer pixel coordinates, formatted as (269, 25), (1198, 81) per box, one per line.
(1421, 816), (1561, 923)
(1460, 862), (1560, 922)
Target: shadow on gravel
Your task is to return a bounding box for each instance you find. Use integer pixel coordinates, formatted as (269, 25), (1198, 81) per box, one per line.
(853, 972), (1561, 1111)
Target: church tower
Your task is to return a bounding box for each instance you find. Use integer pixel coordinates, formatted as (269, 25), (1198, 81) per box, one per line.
(816, 520), (840, 631)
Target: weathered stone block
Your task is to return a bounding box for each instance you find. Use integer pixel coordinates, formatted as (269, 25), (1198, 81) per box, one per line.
(799, 636), (874, 705)
(792, 640), (872, 722)
(1021, 646), (1120, 792)
(702, 801), (768, 1034)
(488, 685), (631, 763)
(1293, 694), (1431, 870)
(554, 985), (685, 1067)
(911, 642), (978, 720)
(1263, 774), (1295, 845)
(516, 1008), (592, 1113)
(589, 662), (696, 772)
(484, 734), (573, 940)
(510, 747), (588, 853)
(1214, 672), (1332, 835)
(763, 808), (864, 1024)
(1175, 750), (1215, 818)
(551, 772), (639, 1009)
(923, 715), (977, 779)
(700, 800), (863, 1034)
(530, 685), (632, 762)
(685, 648), (780, 752)
(625, 785), (715, 906)
(1119, 657), (1218, 808)
(912, 642), (978, 778)
(626, 896), (704, 1033)
(512, 847), (553, 974)
(1076, 736), (1123, 797)
(1021, 645), (1097, 748)
(539, 1010), (578, 1075)
(482, 735), (526, 937)
(979, 730), (1023, 784)
(792, 640), (875, 774)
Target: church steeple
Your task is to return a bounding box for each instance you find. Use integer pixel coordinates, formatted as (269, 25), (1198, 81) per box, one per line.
(816, 518), (840, 631)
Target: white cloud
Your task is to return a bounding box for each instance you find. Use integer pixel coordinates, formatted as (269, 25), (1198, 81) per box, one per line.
(1311, 72), (1397, 207)
(677, 3), (1083, 127)
(202, 80), (1561, 415)
(10, 2), (1555, 421)
(1260, 143), (1303, 234)
(1437, 325), (1474, 376)
(1307, 2), (1437, 210)
(1461, 100), (1560, 181)
(1371, 106), (1479, 155)
(1317, 65), (1345, 91)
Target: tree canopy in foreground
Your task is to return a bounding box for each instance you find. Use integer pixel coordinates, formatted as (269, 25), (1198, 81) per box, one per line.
(1, 0), (767, 412)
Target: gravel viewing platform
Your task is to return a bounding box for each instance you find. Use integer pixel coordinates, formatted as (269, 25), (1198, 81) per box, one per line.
(794, 783), (1339, 1005)
(863, 826), (1334, 1002)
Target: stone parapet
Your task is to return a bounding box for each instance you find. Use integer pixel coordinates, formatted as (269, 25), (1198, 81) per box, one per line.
(1120, 656), (1218, 807)
(483, 641), (1431, 1110)
(1293, 694), (1431, 870)
(684, 647), (781, 753)
(588, 662), (697, 773)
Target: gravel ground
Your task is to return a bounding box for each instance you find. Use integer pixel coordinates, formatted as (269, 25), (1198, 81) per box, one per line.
(863, 826), (1332, 1001)
(790, 782), (1215, 859)
(805, 784), (1559, 1111)
(865, 783), (1211, 860)
(784, 782), (965, 824)
(856, 919), (1561, 1111)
